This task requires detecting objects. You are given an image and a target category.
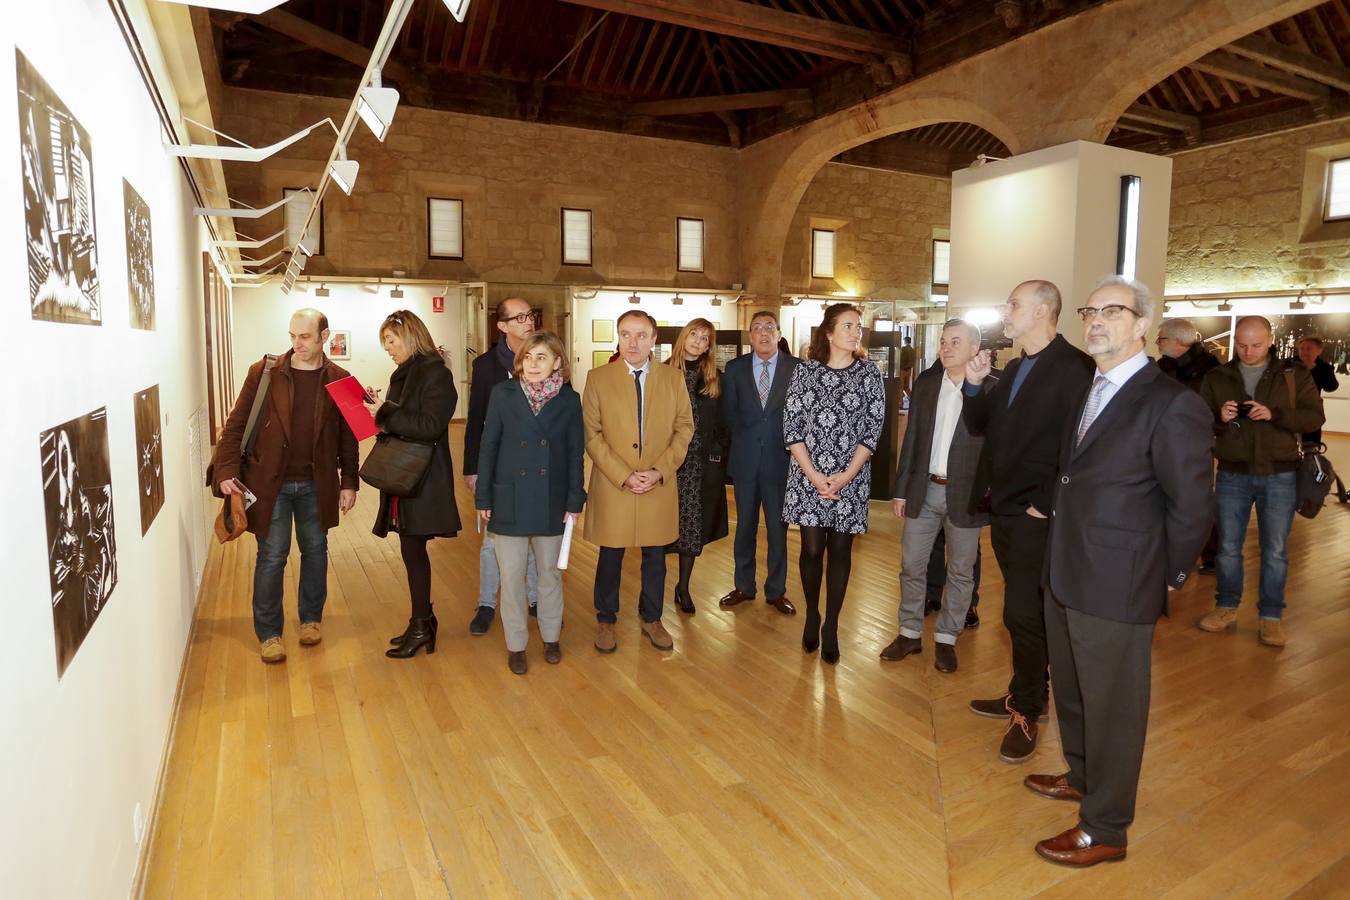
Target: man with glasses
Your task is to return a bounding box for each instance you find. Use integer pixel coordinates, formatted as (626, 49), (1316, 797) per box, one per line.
(718, 310), (799, 616)
(463, 297), (540, 635)
(1028, 276), (1212, 867)
(961, 280), (1094, 763)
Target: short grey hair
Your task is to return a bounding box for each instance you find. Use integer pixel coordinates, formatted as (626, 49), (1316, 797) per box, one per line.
(1158, 318), (1199, 345)
(943, 317), (982, 346)
(1092, 275), (1154, 318)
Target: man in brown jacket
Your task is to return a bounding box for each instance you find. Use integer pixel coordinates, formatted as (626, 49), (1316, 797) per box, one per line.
(213, 308), (360, 663)
(583, 309), (693, 653)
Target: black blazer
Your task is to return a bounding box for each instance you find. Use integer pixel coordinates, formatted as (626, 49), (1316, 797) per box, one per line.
(963, 334), (1094, 516)
(475, 381), (585, 537)
(1046, 360), (1214, 624)
(894, 367), (993, 529)
(463, 343), (513, 477)
(372, 352), (461, 538)
(721, 351), (798, 484)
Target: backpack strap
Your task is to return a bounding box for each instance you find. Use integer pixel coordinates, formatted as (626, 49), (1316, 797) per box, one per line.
(241, 354), (280, 459)
(1282, 369), (1304, 458)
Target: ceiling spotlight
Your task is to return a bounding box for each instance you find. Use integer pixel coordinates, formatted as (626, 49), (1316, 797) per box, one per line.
(390, 284), (405, 299)
(1289, 290), (1306, 310)
(328, 145), (360, 195)
(443, 0), (471, 23)
(1218, 300), (1232, 312)
(315, 283), (330, 298)
(672, 294), (683, 305)
(358, 69), (400, 142)
(710, 296), (722, 306)
(628, 293), (641, 304)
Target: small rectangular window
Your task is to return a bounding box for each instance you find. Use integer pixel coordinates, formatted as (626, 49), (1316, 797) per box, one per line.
(932, 239), (950, 287)
(562, 208), (592, 266)
(811, 228), (835, 279)
(428, 198), (464, 259)
(677, 217), (704, 272)
(284, 187), (323, 256)
(1326, 157), (1350, 221)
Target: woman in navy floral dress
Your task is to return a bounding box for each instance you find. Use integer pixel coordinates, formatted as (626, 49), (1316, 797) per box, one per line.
(783, 303), (886, 664)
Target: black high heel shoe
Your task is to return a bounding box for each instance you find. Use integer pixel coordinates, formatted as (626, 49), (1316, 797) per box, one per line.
(802, 613), (821, 654)
(821, 622), (840, 665)
(390, 611), (437, 645)
(386, 617), (437, 658)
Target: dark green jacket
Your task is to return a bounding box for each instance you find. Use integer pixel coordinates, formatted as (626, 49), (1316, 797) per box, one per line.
(475, 381), (586, 537)
(1198, 357), (1324, 475)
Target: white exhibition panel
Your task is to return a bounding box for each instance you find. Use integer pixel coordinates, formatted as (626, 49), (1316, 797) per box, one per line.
(0, 2), (217, 897)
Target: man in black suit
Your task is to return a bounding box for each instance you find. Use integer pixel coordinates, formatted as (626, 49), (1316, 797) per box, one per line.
(462, 297), (539, 634)
(1027, 276), (1213, 867)
(962, 280), (1095, 764)
(718, 310), (798, 615)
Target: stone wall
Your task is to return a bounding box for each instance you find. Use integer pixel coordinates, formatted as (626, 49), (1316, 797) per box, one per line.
(1167, 118), (1350, 293)
(216, 87), (740, 287)
(781, 162), (951, 302)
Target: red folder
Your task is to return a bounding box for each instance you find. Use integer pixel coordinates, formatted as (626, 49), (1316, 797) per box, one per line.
(325, 375), (379, 441)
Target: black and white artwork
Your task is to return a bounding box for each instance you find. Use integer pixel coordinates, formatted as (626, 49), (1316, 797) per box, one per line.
(17, 49), (100, 326)
(134, 385), (164, 535)
(40, 408), (118, 678)
(124, 179), (154, 330)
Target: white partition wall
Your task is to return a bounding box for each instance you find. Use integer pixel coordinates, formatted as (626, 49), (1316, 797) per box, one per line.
(0, 2), (219, 897)
(948, 141), (1174, 346)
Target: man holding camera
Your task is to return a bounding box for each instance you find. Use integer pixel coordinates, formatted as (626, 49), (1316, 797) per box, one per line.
(1198, 316), (1323, 647)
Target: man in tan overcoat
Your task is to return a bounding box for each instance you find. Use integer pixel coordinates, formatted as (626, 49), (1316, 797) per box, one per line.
(583, 308), (693, 652)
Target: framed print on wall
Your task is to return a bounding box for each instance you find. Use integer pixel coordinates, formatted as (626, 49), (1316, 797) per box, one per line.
(592, 350), (613, 368)
(327, 330), (351, 360)
(592, 319), (614, 343)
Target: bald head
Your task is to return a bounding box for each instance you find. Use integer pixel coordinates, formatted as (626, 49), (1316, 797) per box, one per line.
(288, 307), (330, 369)
(1234, 316), (1273, 367)
(291, 307), (329, 333)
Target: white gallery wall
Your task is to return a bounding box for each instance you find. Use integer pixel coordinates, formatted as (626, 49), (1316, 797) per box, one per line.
(231, 282), (470, 418)
(0, 3), (217, 897)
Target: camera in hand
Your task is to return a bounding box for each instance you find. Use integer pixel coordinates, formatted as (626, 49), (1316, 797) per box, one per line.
(980, 334), (1013, 353)
(1236, 399), (1254, 419)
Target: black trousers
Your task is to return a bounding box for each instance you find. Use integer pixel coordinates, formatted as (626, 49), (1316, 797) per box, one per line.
(990, 513), (1051, 718)
(594, 546), (665, 624)
(1045, 591), (1154, 848)
(926, 528), (981, 609)
(731, 466), (788, 599)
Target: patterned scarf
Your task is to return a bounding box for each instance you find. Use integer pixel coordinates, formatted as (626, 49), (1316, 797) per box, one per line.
(521, 370), (563, 415)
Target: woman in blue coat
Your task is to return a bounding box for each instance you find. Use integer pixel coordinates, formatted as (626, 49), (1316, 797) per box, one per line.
(475, 332), (586, 674)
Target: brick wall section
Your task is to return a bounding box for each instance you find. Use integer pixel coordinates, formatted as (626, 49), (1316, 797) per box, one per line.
(217, 87), (739, 286)
(781, 163), (951, 301)
(1168, 119), (1350, 292)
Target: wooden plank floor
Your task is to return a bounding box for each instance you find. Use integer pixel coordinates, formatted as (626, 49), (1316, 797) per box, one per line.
(144, 428), (1350, 899)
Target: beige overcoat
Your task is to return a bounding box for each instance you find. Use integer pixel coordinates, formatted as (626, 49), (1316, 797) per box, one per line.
(582, 358), (694, 548)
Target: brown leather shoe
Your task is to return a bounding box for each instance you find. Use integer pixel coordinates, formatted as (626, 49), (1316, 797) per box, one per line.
(641, 619), (674, 651)
(765, 596), (797, 615)
(934, 642), (958, 673)
(508, 650), (528, 675)
(880, 635), (922, 661)
(718, 590), (754, 609)
(594, 622), (617, 654)
(298, 621), (322, 646)
(1034, 827), (1126, 867)
(1024, 773), (1083, 802)
(544, 642), (562, 664)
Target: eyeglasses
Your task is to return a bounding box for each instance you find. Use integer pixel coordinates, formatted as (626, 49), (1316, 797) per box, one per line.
(749, 323), (779, 333)
(501, 313), (533, 325)
(1075, 304), (1140, 323)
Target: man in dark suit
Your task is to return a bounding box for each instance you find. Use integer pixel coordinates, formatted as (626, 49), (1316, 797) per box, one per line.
(962, 280), (1095, 764)
(883, 318), (992, 673)
(462, 296), (539, 635)
(1026, 276), (1213, 867)
(718, 310), (798, 615)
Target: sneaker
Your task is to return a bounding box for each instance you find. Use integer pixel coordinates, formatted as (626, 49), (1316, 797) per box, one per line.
(970, 693), (1049, 723)
(1198, 606), (1238, 633)
(999, 713), (1039, 764)
(298, 622), (322, 646)
(1258, 619), (1287, 647)
(594, 622), (617, 654)
(259, 636), (286, 664)
(469, 605), (495, 635)
(641, 619), (674, 651)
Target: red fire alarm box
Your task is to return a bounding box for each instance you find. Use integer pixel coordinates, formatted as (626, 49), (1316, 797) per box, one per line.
(432, 295), (445, 313)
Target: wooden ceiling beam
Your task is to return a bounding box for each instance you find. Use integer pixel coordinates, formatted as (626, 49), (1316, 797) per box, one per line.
(251, 9), (427, 100)
(556, 0), (908, 63)
(1225, 34), (1350, 92)
(1120, 102), (1201, 132)
(1189, 50), (1330, 102)
(629, 87), (811, 115)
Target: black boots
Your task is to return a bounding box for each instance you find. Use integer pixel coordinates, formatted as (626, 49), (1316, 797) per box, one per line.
(387, 617), (437, 658)
(390, 607), (437, 645)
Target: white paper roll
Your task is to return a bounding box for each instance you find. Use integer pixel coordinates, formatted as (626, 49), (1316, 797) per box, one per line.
(557, 517), (575, 570)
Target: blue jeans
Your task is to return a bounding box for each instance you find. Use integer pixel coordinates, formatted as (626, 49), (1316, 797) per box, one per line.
(478, 533), (537, 610)
(252, 480), (328, 640)
(1215, 470), (1296, 620)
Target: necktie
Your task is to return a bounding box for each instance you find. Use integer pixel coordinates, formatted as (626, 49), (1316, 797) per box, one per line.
(758, 359), (771, 407)
(633, 369), (643, 453)
(1075, 375), (1109, 447)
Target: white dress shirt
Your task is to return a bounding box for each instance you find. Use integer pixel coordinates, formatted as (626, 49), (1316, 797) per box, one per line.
(928, 371), (965, 477)
(625, 358), (651, 446)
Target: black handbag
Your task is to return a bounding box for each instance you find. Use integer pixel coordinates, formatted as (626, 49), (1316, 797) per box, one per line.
(1282, 372), (1335, 519)
(360, 433), (436, 496)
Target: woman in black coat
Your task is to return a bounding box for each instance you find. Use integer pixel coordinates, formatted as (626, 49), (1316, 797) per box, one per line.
(475, 332), (585, 674)
(664, 319), (729, 614)
(364, 310), (461, 658)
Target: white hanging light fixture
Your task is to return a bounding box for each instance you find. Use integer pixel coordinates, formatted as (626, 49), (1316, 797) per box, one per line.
(194, 190), (311, 219)
(328, 145), (360, 195)
(168, 117), (335, 162)
(357, 68), (400, 142)
(443, 0), (471, 23)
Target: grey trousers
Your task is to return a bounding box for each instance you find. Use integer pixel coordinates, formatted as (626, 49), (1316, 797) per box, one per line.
(1045, 590), (1154, 848)
(492, 534), (564, 652)
(898, 480), (980, 644)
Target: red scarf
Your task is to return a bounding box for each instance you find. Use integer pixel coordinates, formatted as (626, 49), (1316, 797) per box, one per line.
(521, 371), (563, 415)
